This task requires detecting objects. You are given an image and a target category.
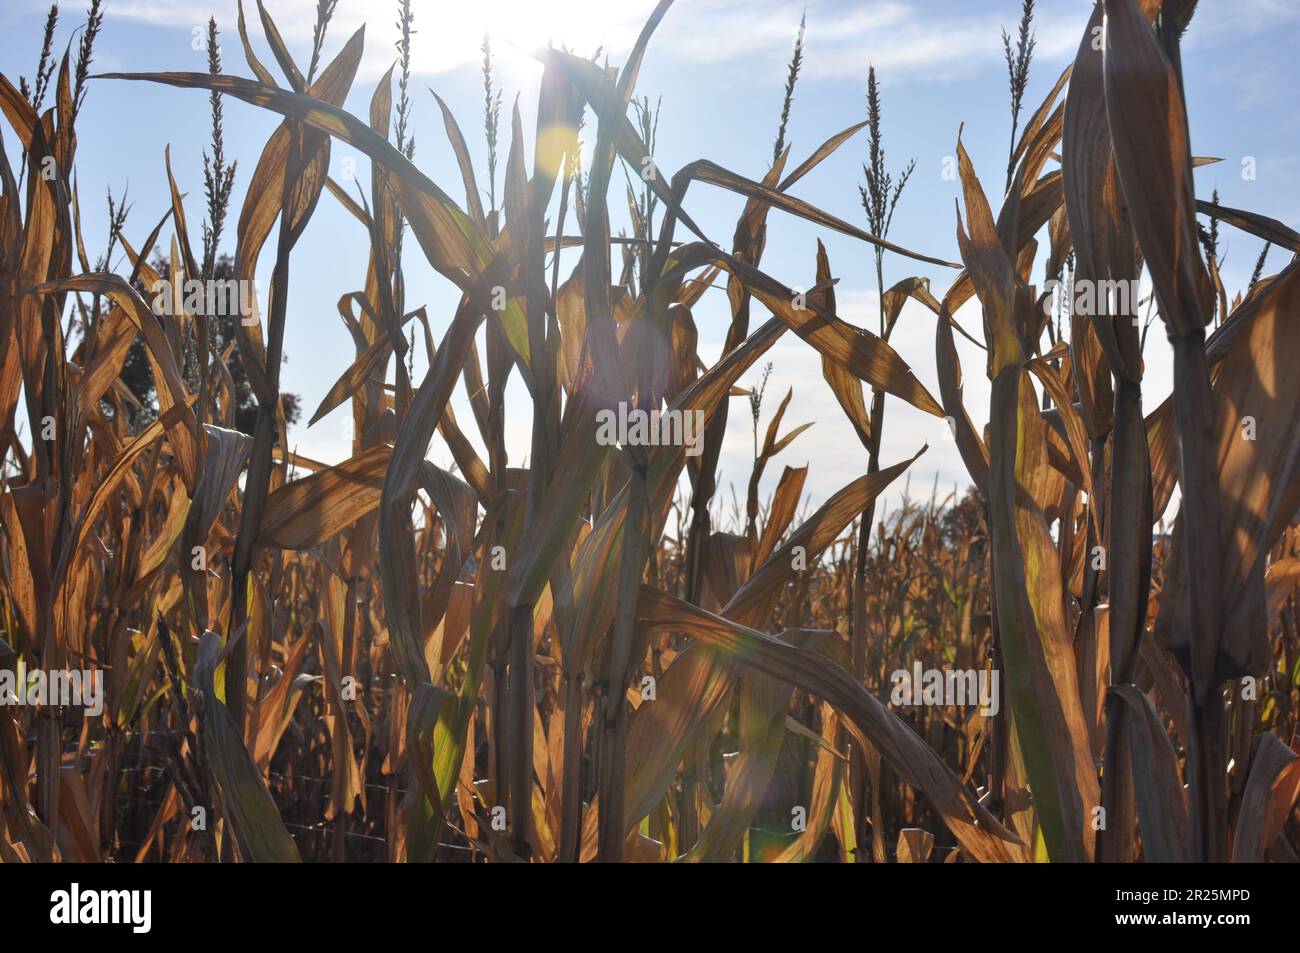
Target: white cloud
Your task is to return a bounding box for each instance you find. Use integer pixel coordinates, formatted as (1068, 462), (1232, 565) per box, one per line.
(104, 0), (657, 81)
(1185, 0), (1300, 42)
(98, 0), (1288, 89)
(93, 0), (1071, 87)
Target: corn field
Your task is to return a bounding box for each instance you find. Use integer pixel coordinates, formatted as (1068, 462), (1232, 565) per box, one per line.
(0, 0), (1297, 866)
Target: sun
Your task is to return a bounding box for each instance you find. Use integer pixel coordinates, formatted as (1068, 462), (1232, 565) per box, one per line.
(416, 0), (656, 70)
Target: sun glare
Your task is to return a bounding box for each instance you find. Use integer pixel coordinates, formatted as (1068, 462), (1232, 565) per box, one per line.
(419, 0), (655, 70)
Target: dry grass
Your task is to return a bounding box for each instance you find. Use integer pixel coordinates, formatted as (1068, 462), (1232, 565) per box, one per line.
(0, 0), (1297, 863)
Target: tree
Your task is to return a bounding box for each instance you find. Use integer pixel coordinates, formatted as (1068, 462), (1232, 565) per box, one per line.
(122, 253), (301, 435)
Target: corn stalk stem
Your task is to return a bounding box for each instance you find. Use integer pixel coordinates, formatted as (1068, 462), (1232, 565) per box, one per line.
(557, 671), (585, 862)
(229, 195), (295, 734)
(1170, 330), (1227, 861)
(598, 455), (650, 861)
(507, 602), (534, 857)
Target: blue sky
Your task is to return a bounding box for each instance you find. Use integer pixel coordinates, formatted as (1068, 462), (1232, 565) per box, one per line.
(3, 0), (1297, 522)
